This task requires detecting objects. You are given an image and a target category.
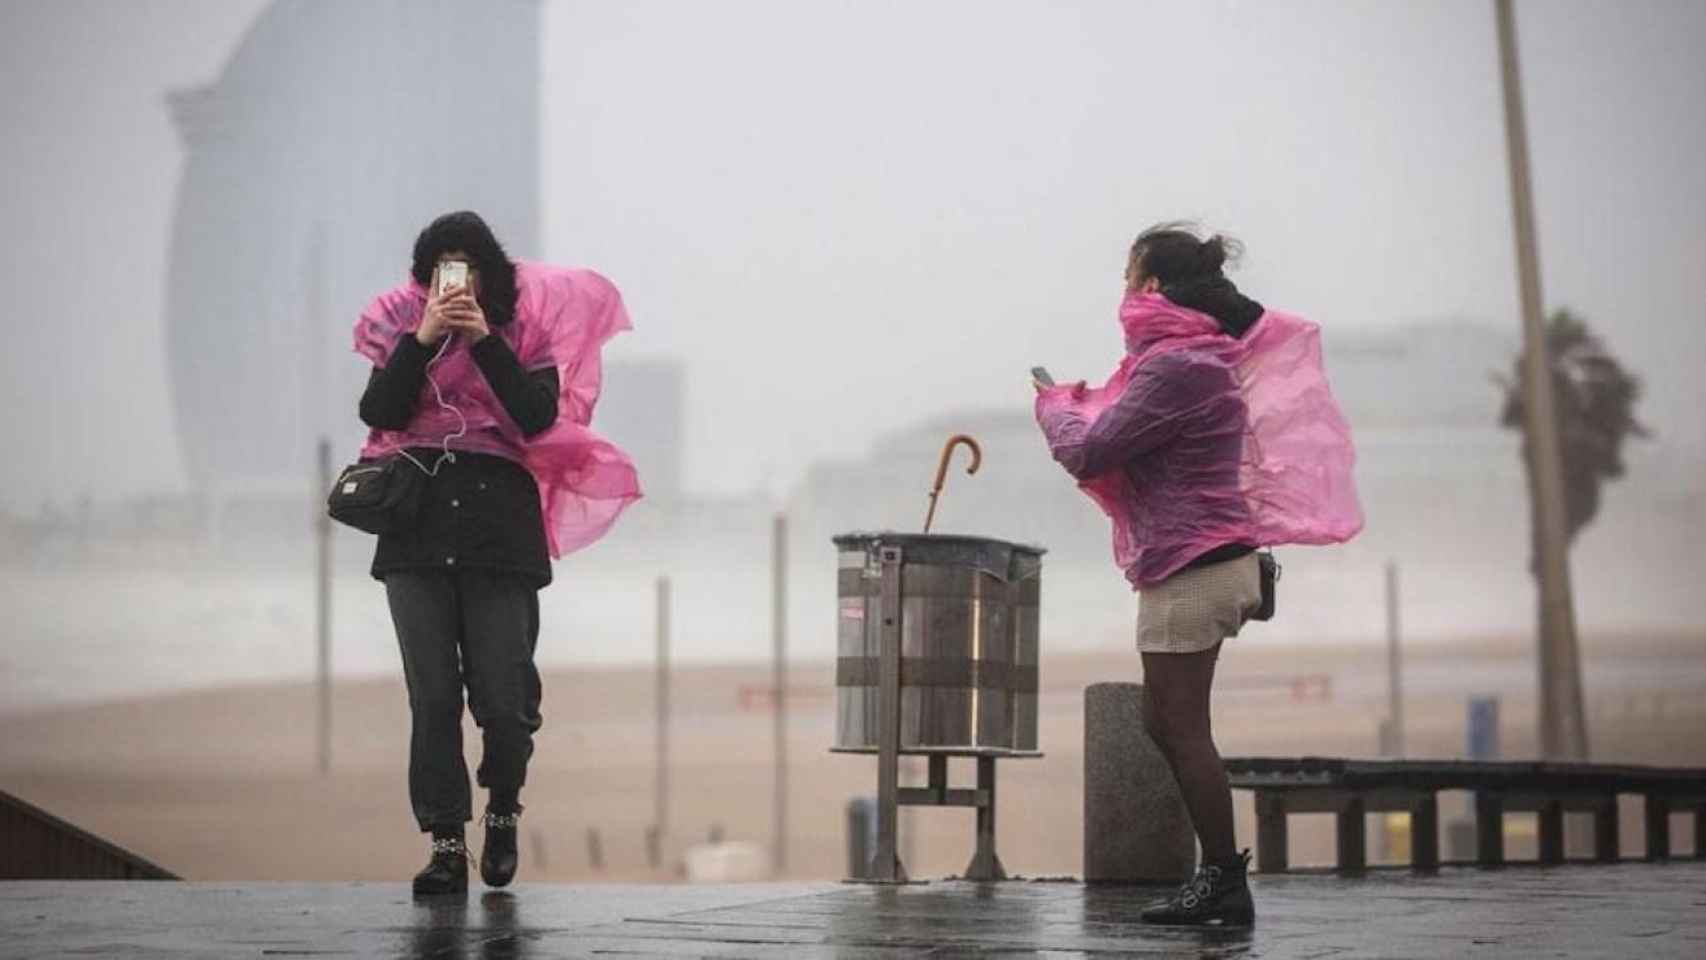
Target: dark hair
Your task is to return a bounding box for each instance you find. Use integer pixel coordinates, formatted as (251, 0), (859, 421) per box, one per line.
(1129, 221), (1243, 287)
(1130, 221), (1264, 337)
(410, 210), (519, 326)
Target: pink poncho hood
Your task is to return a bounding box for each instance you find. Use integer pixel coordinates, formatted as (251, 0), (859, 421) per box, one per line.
(353, 261), (641, 557)
(1037, 291), (1362, 586)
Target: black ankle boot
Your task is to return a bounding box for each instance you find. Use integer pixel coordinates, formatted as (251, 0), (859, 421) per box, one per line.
(1141, 851), (1254, 927)
(480, 806), (522, 888)
(413, 835), (470, 896)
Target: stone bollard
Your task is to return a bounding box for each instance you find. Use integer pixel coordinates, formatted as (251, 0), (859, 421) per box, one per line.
(1084, 682), (1197, 883)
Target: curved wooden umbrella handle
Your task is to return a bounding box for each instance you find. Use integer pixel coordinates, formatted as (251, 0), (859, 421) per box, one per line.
(924, 435), (983, 533)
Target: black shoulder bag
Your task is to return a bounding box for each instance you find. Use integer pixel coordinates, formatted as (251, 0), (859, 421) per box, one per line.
(1251, 550), (1281, 621)
(326, 456), (425, 535)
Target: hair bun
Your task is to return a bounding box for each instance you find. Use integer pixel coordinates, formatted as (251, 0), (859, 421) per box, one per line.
(1196, 236), (1228, 274)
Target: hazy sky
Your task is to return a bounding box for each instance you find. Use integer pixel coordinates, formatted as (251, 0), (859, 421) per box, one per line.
(4, 0), (1703, 510)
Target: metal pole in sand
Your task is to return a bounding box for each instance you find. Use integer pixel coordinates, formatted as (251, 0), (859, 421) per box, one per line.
(1386, 561), (1403, 759)
(651, 575), (672, 868)
(771, 513), (789, 875)
(315, 437), (332, 776)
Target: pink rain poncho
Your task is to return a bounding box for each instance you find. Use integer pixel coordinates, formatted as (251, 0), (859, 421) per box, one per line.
(1036, 291), (1361, 589)
(353, 261), (641, 557)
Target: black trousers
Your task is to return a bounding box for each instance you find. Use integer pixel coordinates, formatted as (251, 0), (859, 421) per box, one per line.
(385, 569), (542, 832)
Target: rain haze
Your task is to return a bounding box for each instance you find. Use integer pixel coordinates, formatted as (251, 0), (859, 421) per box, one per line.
(7, 1), (1706, 506)
(0, 0), (1703, 888)
(4, 0), (1705, 686)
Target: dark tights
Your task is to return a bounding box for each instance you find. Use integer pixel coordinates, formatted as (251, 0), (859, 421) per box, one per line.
(1141, 642), (1237, 863)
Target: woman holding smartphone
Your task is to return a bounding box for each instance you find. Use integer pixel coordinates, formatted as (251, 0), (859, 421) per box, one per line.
(355, 210), (640, 895)
(1036, 223), (1360, 925)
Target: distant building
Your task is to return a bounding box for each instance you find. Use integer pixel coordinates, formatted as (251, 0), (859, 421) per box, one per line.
(788, 409), (1102, 563)
(1324, 319), (1528, 559)
(598, 360), (686, 504)
(788, 319), (1528, 565)
(1325, 318), (1518, 431)
(780, 318), (1641, 639)
(164, 0), (541, 496)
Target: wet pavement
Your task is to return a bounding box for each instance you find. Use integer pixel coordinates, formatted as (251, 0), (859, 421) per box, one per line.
(3, 861), (1704, 958)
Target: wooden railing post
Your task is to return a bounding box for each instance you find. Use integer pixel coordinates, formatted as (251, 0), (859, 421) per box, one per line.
(1475, 793), (1505, 867)
(1336, 795), (1367, 874)
(1644, 794), (1670, 862)
(1412, 793), (1440, 871)
(1254, 791), (1288, 874)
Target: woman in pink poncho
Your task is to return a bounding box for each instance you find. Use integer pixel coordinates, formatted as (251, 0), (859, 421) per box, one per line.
(353, 211), (641, 895)
(1037, 224), (1361, 926)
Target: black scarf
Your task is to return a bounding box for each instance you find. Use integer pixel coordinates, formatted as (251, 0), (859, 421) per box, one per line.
(1162, 275), (1264, 339)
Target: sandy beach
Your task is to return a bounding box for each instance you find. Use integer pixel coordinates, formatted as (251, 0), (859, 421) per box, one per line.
(3, 633), (1702, 883)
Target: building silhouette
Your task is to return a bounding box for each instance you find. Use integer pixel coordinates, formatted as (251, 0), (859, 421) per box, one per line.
(599, 360), (686, 505)
(164, 0), (541, 498)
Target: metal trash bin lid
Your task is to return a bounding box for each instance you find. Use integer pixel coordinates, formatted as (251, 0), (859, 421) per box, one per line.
(833, 532), (1045, 582)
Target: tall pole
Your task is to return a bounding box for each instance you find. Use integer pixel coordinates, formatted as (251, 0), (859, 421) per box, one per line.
(771, 514), (789, 875)
(315, 437), (332, 776)
(1493, 0), (1587, 760)
(1385, 561), (1403, 758)
(654, 576), (671, 851)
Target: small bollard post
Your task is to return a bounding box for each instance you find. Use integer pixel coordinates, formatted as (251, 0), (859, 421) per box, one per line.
(644, 824), (662, 869)
(530, 827), (548, 871)
(1084, 682), (1196, 883)
(846, 796), (877, 880)
(1447, 696), (1505, 861)
(586, 828), (604, 872)
(1468, 697), (1501, 761)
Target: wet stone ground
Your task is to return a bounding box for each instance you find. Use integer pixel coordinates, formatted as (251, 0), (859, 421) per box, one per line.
(3, 861), (1704, 958)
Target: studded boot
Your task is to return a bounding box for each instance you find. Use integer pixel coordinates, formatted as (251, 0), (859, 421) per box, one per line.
(1141, 850), (1254, 927)
(413, 833), (470, 896)
(480, 805), (522, 888)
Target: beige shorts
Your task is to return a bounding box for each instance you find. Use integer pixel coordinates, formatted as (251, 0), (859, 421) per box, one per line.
(1136, 552), (1262, 654)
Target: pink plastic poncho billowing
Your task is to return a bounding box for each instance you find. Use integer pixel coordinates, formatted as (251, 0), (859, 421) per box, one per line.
(1036, 291), (1361, 588)
(353, 261), (642, 557)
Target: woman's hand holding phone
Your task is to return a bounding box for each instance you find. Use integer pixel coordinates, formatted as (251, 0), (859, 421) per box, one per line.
(417, 266), (487, 345)
(441, 291), (489, 343)
(417, 281), (455, 345)
(1031, 366), (1086, 397)
(1031, 365), (1054, 395)
(1034, 379), (1088, 398)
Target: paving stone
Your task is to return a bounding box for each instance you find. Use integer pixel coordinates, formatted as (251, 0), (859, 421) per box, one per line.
(2, 861), (1703, 958)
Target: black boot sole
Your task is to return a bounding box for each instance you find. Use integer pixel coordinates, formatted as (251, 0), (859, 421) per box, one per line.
(413, 866), (469, 896)
(480, 859), (517, 888)
(481, 842), (518, 888)
(1141, 909), (1255, 927)
(1141, 888), (1255, 927)
(412, 878), (468, 897)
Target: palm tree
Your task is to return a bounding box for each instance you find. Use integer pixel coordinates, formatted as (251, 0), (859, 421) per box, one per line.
(1496, 308), (1650, 564)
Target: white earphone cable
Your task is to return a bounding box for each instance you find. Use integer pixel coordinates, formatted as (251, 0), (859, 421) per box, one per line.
(395, 333), (466, 478)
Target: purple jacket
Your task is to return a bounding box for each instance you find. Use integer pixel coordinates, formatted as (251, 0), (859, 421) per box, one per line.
(1037, 291), (1362, 589)
(1041, 349), (1252, 588)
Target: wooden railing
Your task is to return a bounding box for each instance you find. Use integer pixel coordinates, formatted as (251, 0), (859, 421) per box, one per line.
(0, 788), (178, 880)
(1225, 757), (1706, 873)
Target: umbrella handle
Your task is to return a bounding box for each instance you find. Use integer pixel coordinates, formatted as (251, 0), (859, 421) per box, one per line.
(924, 435), (983, 533)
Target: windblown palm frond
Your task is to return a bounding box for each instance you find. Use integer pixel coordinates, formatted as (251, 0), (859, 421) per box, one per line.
(1495, 309), (1650, 553)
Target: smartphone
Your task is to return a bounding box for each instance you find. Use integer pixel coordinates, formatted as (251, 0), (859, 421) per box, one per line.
(437, 260), (469, 297)
(1030, 366), (1055, 387)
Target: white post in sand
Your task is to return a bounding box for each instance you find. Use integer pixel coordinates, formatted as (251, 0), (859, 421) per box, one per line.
(315, 436), (332, 777)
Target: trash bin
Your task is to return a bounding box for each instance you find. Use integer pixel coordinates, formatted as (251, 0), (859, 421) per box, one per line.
(833, 533), (1044, 754)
